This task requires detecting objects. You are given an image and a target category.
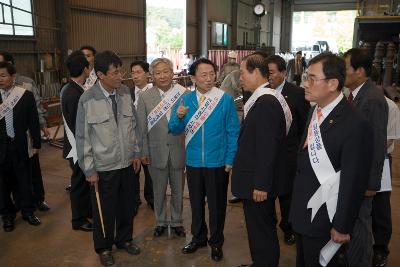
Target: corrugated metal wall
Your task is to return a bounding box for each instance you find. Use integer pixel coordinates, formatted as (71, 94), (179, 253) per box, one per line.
(69, 0), (146, 72)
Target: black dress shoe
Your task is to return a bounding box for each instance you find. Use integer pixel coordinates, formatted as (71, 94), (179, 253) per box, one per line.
(211, 247), (223, 262)
(73, 222), (93, 232)
(65, 185), (71, 192)
(153, 225), (166, 237)
(36, 201), (50, 211)
(228, 196), (242, 204)
(23, 215), (41, 226)
(117, 241), (141, 255)
(284, 233), (296, 245)
(172, 226), (186, 237)
(373, 251), (388, 267)
(3, 217), (15, 232)
(182, 241), (207, 254)
(99, 250), (114, 266)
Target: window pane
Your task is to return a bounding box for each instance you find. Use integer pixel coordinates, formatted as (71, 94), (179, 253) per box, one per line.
(3, 5), (12, 23)
(13, 8), (32, 26)
(0, 0), (11, 5)
(14, 25), (32, 35)
(0, 23), (12, 34)
(12, 0), (31, 11)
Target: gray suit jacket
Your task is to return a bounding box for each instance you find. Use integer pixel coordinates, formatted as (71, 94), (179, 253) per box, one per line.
(136, 86), (185, 169)
(353, 79), (388, 191)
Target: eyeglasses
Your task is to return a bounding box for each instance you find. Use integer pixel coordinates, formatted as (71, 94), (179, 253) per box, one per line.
(302, 73), (329, 85)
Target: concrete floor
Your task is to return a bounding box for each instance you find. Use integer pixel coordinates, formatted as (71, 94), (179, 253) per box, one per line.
(0, 142), (399, 267)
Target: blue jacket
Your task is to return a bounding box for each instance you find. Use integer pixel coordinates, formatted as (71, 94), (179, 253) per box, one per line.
(168, 89), (240, 168)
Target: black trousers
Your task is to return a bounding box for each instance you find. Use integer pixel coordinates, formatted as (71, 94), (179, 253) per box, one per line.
(243, 197), (280, 267)
(372, 191), (391, 253)
(92, 165), (137, 253)
(0, 140), (35, 217)
(69, 159), (91, 227)
(135, 163), (154, 206)
(186, 166), (229, 248)
(296, 233), (343, 267)
(277, 194), (294, 235)
(30, 154), (45, 203)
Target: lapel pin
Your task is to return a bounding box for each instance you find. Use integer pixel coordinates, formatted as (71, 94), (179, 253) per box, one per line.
(329, 119), (333, 124)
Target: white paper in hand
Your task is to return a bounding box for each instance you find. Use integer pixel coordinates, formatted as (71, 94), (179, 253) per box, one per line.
(319, 239), (342, 266)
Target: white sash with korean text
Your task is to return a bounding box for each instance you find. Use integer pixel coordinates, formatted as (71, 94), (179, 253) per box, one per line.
(184, 87), (224, 147)
(244, 86), (292, 135)
(63, 115), (78, 164)
(83, 69), (97, 91)
(147, 84), (186, 132)
(306, 107), (342, 266)
(0, 86), (25, 120)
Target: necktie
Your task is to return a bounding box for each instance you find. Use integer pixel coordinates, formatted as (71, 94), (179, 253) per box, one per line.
(109, 94), (118, 123)
(303, 107), (323, 148)
(199, 95), (206, 105)
(347, 92), (353, 103)
(3, 91), (15, 138)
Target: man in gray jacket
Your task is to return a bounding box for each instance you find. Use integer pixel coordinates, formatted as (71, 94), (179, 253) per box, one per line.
(76, 51), (142, 267)
(136, 58), (186, 238)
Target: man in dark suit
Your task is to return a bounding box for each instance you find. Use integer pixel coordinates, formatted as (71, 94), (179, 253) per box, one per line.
(344, 48), (388, 267)
(266, 55), (310, 245)
(0, 62), (41, 231)
(231, 53), (289, 267)
(130, 60), (154, 214)
(290, 53), (374, 267)
(61, 51), (93, 232)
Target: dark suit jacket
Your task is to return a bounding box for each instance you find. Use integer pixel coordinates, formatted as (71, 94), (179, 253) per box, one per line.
(231, 94), (286, 199)
(290, 98), (373, 237)
(352, 79), (388, 191)
(276, 81), (310, 195)
(0, 89), (41, 164)
(61, 81), (84, 159)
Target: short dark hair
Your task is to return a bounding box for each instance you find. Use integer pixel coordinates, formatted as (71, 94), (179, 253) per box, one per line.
(130, 60), (149, 73)
(0, 61), (17, 75)
(242, 53), (269, 78)
(309, 52), (345, 91)
(251, 50), (269, 59)
(79, 45), (97, 55)
(66, 50), (89, 78)
(94, 50), (122, 76)
(266, 55), (286, 72)
(296, 51), (302, 55)
(343, 48), (373, 77)
(0, 51), (15, 65)
(188, 58), (217, 76)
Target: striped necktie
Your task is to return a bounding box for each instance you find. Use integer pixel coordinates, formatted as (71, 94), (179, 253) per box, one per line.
(3, 91), (15, 138)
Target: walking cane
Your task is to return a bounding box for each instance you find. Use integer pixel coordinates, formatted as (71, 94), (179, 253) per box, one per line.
(94, 182), (106, 238)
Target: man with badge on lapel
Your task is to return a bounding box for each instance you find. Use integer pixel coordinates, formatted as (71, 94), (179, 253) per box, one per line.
(0, 61), (41, 231)
(266, 55), (310, 245)
(61, 50), (93, 232)
(231, 53), (292, 267)
(136, 58), (186, 238)
(169, 58), (240, 262)
(289, 53), (373, 267)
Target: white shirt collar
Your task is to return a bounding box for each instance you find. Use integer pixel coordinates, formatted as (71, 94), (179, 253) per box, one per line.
(317, 93), (343, 122)
(350, 81), (366, 99)
(158, 85), (172, 98)
(99, 81), (116, 98)
(275, 79), (286, 94)
(135, 83), (152, 93)
(253, 82), (270, 94)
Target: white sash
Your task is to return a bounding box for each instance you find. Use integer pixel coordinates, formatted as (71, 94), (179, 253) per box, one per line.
(244, 86), (292, 135)
(307, 107), (341, 222)
(378, 157), (391, 192)
(63, 115), (78, 164)
(0, 86), (25, 120)
(147, 84), (187, 132)
(184, 87), (224, 147)
(83, 69), (97, 91)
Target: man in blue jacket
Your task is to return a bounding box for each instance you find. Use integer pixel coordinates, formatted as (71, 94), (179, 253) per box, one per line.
(169, 58), (240, 262)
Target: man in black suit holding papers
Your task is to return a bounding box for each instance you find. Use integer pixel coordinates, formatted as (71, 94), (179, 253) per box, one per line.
(289, 53), (373, 267)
